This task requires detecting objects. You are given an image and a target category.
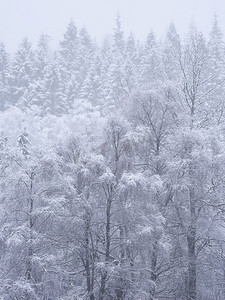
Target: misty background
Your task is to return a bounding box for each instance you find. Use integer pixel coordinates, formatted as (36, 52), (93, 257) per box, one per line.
(0, 0), (224, 51)
(1, 1), (225, 299)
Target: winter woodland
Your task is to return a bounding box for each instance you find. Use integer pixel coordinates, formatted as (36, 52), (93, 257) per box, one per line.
(0, 14), (225, 300)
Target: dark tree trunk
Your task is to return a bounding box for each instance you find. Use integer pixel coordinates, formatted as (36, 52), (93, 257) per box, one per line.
(84, 212), (95, 300)
(150, 238), (158, 300)
(187, 188), (197, 300)
(99, 193), (112, 300)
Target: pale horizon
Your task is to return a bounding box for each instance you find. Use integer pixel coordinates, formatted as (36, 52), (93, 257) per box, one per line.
(0, 0), (224, 51)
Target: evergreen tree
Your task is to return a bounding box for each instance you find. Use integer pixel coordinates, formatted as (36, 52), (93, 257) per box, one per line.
(11, 38), (34, 107)
(0, 43), (11, 110)
(76, 27), (95, 93)
(208, 14), (225, 74)
(139, 30), (163, 89)
(163, 22), (181, 81)
(208, 15), (225, 124)
(113, 13), (125, 56)
(43, 53), (65, 114)
(79, 54), (104, 105)
(59, 20), (79, 105)
(60, 20), (78, 70)
(30, 34), (52, 109)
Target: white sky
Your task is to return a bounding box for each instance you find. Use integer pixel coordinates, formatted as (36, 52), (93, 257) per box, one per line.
(0, 0), (224, 51)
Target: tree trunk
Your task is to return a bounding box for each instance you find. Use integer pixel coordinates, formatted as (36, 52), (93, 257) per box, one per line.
(25, 173), (35, 300)
(84, 212), (95, 300)
(187, 188), (197, 300)
(150, 238), (158, 300)
(114, 226), (126, 299)
(99, 193), (112, 300)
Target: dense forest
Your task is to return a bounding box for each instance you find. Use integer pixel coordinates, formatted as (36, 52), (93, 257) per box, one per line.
(0, 14), (225, 300)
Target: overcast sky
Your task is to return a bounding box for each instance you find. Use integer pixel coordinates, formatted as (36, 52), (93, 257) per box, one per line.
(0, 0), (224, 51)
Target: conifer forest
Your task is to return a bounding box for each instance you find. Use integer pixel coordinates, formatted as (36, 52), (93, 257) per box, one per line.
(0, 13), (225, 300)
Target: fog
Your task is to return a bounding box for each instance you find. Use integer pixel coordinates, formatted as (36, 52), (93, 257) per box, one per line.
(1, 1), (225, 299)
(0, 0), (224, 51)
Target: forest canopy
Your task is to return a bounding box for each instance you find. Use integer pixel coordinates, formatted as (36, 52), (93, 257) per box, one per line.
(0, 15), (225, 300)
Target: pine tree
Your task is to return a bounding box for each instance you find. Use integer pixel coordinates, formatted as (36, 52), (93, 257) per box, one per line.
(209, 14), (225, 74)
(11, 38), (34, 107)
(43, 53), (65, 114)
(60, 20), (78, 70)
(113, 13), (125, 56)
(59, 20), (80, 105)
(79, 54), (104, 105)
(123, 33), (139, 94)
(163, 22), (181, 81)
(0, 43), (11, 110)
(208, 15), (225, 124)
(34, 34), (51, 79)
(17, 128), (29, 157)
(30, 34), (52, 109)
(76, 27), (95, 93)
(139, 30), (163, 89)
